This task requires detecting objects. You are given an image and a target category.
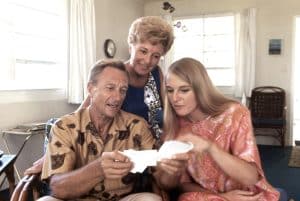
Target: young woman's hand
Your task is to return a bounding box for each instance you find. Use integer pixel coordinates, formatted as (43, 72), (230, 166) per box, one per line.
(220, 190), (263, 201)
(177, 133), (212, 154)
(157, 152), (189, 176)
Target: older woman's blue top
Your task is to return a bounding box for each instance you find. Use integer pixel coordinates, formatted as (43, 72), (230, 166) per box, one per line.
(121, 67), (163, 138)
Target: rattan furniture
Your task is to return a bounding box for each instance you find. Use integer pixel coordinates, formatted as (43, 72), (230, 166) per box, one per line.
(249, 86), (286, 146)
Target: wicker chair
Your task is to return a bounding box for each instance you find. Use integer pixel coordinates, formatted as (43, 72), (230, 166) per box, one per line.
(249, 86), (286, 146)
(10, 174), (43, 201)
(10, 119), (56, 201)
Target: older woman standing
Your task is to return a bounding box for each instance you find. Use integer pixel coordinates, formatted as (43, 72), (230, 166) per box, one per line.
(122, 16), (174, 146)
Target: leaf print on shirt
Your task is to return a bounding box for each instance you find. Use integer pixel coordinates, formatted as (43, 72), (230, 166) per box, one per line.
(102, 192), (110, 198)
(54, 141), (62, 148)
(77, 131), (85, 145)
(70, 146), (75, 152)
(86, 122), (99, 137)
(51, 153), (66, 170)
(67, 123), (76, 129)
(133, 134), (142, 148)
(132, 119), (140, 124)
(87, 141), (98, 155)
(104, 134), (113, 144)
(56, 120), (64, 130)
(118, 129), (130, 140)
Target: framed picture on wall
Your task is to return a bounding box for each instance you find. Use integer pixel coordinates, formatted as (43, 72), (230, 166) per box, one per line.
(269, 39), (282, 55)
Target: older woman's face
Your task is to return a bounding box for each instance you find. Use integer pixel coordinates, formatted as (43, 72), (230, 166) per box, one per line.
(129, 41), (164, 76)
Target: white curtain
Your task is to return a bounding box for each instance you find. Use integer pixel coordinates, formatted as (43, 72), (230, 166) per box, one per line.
(0, 2), (15, 82)
(234, 8), (256, 102)
(160, 14), (174, 74)
(67, 0), (96, 104)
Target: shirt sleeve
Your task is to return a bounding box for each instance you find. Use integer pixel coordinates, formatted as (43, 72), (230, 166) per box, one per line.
(230, 106), (280, 200)
(230, 106), (263, 172)
(41, 119), (76, 181)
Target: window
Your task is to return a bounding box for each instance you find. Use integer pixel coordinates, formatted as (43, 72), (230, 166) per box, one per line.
(173, 15), (235, 87)
(0, 0), (67, 90)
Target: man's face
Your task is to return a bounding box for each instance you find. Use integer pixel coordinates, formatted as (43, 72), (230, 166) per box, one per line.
(88, 67), (128, 119)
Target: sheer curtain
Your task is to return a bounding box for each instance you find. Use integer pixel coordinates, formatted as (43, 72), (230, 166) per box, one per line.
(160, 14), (174, 74)
(0, 2), (15, 83)
(67, 0), (96, 104)
(234, 8), (256, 103)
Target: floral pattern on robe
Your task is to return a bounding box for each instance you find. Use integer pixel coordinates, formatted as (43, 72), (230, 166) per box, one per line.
(176, 103), (279, 201)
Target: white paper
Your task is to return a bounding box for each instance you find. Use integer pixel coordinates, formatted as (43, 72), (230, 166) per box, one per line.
(157, 140), (194, 161)
(122, 149), (158, 173)
(122, 140), (193, 173)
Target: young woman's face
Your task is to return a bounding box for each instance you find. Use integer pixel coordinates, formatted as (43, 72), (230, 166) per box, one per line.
(165, 72), (201, 120)
(129, 41), (164, 76)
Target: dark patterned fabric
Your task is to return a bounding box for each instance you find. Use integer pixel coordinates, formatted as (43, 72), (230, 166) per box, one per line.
(42, 108), (156, 201)
(121, 67), (163, 140)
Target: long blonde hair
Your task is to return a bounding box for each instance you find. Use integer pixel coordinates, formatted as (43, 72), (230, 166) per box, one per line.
(163, 57), (237, 139)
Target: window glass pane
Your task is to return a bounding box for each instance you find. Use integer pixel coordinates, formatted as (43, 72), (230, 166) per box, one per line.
(174, 18), (203, 35)
(204, 16), (234, 34)
(204, 35), (234, 51)
(203, 51), (234, 68)
(173, 15), (235, 87)
(173, 35), (203, 61)
(14, 62), (65, 89)
(15, 34), (63, 62)
(0, 0), (67, 90)
(207, 68), (235, 86)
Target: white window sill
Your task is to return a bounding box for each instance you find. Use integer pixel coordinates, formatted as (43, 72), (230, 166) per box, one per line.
(0, 88), (67, 103)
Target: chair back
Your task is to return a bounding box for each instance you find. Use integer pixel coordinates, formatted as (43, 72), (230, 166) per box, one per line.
(249, 86), (286, 146)
(250, 86), (285, 120)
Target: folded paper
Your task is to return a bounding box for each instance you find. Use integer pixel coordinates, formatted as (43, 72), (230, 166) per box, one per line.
(122, 140), (193, 173)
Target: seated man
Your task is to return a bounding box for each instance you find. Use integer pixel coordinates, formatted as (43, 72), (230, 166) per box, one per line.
(38, 60), (161, 201)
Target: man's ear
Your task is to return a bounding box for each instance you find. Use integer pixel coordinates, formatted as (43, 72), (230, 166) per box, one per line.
(128, 45), (132, 55)
(87, 82), (95, 96)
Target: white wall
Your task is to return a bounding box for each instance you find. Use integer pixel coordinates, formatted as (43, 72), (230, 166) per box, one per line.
(144, 0), (300, 145)
(95, 0), (144, 61)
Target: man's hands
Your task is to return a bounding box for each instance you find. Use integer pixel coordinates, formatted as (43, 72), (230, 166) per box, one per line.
(100, 151), (133, 179)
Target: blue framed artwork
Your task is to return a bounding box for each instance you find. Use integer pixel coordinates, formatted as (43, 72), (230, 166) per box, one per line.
(269, 39), (282, 55)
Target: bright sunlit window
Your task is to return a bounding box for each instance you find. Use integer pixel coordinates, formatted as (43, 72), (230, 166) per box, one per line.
(0, 0), (67, 90)
(173, 15), (235, 87)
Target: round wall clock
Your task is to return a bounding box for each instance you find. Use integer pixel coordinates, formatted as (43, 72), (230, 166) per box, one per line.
(104, 39), (116, 58)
